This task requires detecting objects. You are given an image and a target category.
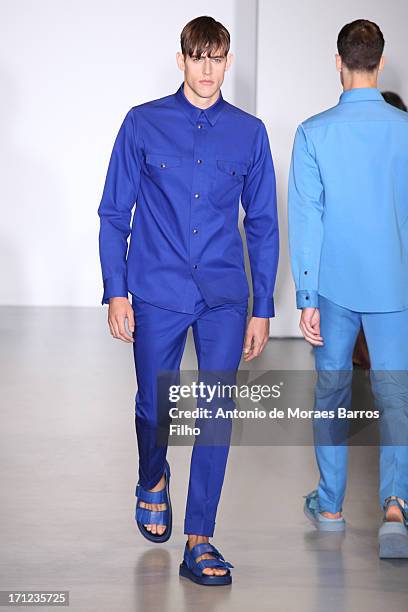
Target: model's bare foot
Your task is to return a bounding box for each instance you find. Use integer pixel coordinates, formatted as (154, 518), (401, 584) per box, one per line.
(320, 510), (343, 519)
(188, 535), (227, 576)
(385, 496), (406, 523)
(139, 473), (167, 535)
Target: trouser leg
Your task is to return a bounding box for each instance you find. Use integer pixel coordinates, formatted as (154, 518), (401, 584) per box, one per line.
(362, 308), (408, 507)
(183, 300), (248, 536)
(131, 296), (190, 489)
(313, 295), (361, 513)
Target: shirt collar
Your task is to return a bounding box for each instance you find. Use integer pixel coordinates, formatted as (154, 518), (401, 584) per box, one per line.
(174, 82), (225, 126)
(339, 87), (385, 104)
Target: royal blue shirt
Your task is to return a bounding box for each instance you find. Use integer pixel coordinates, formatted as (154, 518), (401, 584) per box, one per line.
(97, 83), (279, 317)
(288, 87), (408, 312)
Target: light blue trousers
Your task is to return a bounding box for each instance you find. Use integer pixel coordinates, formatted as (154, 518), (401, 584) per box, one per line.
(314, 295), (408, 513)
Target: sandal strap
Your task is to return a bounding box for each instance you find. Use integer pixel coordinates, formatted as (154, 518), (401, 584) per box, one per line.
(196, 558), (233, 573)
(188, 542), (222, 561)
(136, 484), (167, 504)
(136, 507), (167, 525)
(184, 542), (234, 574)
(304, 489), (320, 512)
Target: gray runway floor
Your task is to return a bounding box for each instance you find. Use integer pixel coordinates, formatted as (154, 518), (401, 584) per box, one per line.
(1, 306), (407, 612)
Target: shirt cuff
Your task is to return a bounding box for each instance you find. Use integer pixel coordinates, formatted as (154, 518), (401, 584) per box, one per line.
(101, 275), (128, 305)
(252, 296), (275, 318)
(296, 290), (319, 309)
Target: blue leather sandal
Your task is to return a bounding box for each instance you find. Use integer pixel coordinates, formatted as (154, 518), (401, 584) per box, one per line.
(379, 497), (408, 558)
(135, 461), (172, 543)
(179, 541), (233, 586)
(303, 490), (346, 532)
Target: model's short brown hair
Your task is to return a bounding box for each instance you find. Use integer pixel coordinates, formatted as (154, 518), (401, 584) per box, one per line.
(337, 19), (384, 71)
(180, 16), (230, 58)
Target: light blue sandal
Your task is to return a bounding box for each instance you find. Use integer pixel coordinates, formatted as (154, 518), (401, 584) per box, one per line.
(379, 497), (408, 558)
(303, 490), (346, 532)
(179, 542), (233, 586)
(135, 461), (172, 543)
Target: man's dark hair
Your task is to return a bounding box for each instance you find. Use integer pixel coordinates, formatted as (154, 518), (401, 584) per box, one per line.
(337, 19), (384, 71)
(180, 16), (230, 58)
(382, 91), (407, 112)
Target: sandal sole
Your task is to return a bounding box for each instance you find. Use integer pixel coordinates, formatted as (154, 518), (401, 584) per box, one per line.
(304, 502), (346, 532)
(179, 561), (232, 586)
(379, 522), (408, 558)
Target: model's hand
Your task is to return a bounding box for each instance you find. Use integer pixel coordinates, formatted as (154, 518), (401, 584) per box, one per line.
(300, 308), (323, 346)
(243, 317), (269, 361)
(108, 297), (135, 342)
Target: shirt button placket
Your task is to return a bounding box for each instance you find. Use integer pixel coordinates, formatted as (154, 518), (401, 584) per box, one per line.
(191, 113), (206, 275)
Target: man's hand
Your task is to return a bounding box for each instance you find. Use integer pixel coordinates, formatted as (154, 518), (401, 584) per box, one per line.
(108, 297), (135, 342)
(299, 307), (323, 346)
(243, 317), (270, 361)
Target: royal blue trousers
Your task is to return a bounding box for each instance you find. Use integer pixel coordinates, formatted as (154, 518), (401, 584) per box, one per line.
(131, 283), (248, 536)
(313, 294), (408, 513)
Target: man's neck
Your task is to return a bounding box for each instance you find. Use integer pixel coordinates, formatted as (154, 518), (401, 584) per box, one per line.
(183, 81), (220, 110)
(342, 73), (378, 92)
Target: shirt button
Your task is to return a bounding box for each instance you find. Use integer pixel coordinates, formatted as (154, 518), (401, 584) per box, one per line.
(193, 264), (198, 269)
(197, 159), (203, 164)
(193, 229), (198, 234)
(160, 162), (166, 168)
(231, 170), (236, 176)
(197, 124), (203, 129)
(304, 271), (308, 275)
(305, 296), (309, 300)
(194, 193), (200, 199)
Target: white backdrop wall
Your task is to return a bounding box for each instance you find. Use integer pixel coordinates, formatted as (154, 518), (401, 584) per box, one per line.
(257, 0), (408, 335)
(0, 0), (255, 306)
(1, 1), (407, 338)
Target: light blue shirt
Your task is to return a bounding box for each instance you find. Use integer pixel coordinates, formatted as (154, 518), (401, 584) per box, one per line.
(288, 87), (408, 312)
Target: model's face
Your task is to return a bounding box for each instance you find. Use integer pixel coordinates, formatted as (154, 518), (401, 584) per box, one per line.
(177, 47), (233, 99)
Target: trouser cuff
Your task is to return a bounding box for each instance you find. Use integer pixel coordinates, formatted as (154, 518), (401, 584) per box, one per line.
(184, 516), (215, 537)
(138, 466), (166, 491)
(317, 489), (344, 514)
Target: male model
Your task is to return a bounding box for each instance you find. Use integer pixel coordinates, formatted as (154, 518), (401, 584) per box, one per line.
(288, 19), (408, 558)
(98, 16), (278, 584)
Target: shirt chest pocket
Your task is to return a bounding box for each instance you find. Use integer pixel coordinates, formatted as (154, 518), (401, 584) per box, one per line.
(216, 159), (249, 183)
(145, 153), (182, 171)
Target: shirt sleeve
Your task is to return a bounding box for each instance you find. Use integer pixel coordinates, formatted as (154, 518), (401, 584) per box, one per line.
(97, 109), (141, 305)
(288, 124), (324, 309)
(241, 121), (279, 318)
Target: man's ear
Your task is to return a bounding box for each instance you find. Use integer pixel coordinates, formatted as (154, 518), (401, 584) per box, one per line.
(335, 53), (342, 73)
(225, 52), (234, 72)
(176, 51), (185, 72)
(378, 55), (385, 73)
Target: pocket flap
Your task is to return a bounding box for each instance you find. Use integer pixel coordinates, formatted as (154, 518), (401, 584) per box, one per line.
(146, 153), (182, 168)
(217, 159), (249, 176)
